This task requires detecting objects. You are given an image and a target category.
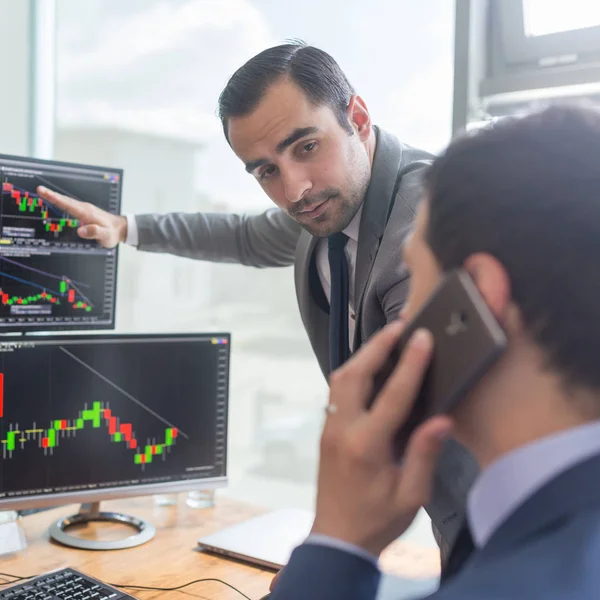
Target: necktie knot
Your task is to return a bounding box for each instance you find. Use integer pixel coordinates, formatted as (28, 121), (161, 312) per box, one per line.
(328, 232), (349, 254)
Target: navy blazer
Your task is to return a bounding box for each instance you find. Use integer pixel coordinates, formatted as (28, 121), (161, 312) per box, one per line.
(270, 452), (600, 600)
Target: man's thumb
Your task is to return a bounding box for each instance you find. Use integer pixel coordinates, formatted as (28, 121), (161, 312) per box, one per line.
(395, 417), (453, 511)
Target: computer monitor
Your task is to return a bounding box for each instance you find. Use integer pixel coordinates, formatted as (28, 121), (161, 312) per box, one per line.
(0, 154), (122, 332)
(0, 332), (229, 549)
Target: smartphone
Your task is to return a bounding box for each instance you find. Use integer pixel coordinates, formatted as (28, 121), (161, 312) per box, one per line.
(369, 268), (507, 458)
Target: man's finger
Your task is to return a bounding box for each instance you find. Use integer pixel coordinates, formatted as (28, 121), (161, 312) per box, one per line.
(368, 328), (433, 436)
(327, 321), (405, 418)
(395, 416), (453, 511)
(37, 187), (88, 219)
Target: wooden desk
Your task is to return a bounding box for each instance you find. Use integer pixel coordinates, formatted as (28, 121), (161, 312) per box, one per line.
(0, 495), (440, 600)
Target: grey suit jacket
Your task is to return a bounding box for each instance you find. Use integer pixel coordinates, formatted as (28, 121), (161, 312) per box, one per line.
(134, 127), (478, 547)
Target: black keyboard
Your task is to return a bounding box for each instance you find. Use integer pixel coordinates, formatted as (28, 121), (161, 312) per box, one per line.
(0, 567), (136, 600)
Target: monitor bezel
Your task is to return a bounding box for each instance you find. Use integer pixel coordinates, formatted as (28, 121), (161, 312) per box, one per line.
(0, 152), (123, 333)
(0, 331), (230, 511)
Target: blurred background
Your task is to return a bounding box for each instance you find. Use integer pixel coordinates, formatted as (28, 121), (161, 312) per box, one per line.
(1, 0), (599, 549)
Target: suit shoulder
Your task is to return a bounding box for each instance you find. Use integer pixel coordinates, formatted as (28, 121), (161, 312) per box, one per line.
(398, 140), (436, 166)
(395, 142), (433, 214)
(432, 510), (600, 600)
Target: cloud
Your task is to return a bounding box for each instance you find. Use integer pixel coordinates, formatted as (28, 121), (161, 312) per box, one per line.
(56, 0), (275, 143)
(58, 0), (273, 81)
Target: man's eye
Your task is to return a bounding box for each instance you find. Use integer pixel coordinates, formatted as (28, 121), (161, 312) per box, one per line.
(303, 142), (316, 153)
(260, 166), (277, 180)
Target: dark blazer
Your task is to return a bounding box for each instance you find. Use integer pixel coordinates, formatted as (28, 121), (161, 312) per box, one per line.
(268, 451), (600, 600)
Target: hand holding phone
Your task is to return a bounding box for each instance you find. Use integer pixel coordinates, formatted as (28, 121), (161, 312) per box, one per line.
(369, 269), (507, 458)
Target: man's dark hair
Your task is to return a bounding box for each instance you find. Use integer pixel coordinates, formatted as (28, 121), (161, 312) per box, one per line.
(424, 103), (600, 391)
(217, 41), (355, 142)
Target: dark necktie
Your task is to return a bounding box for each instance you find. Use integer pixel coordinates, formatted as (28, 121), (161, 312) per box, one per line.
(440, 521), (475, 583)
(328, 232), (350, 371)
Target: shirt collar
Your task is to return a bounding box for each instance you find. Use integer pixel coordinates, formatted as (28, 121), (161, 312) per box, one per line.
(467, 420), (600, 548)
(342, 204), (363, 243)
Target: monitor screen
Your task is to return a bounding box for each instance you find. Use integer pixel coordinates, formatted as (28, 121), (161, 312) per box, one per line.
(0, 154), (122, 332)
(0, 333), (229, 510)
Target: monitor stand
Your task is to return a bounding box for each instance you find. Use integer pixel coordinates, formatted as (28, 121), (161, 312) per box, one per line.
(48, 502), (156, 550)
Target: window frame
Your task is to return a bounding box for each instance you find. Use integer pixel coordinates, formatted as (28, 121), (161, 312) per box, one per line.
(494, 0), (600, 68)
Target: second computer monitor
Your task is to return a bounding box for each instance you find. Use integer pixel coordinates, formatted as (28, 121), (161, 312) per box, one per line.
(0, 333), (229, 511)
(0, 153), (122, 332)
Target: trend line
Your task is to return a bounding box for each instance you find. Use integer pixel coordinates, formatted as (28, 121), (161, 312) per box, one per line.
(0, 255), (90, 288)
(37, 175), (86, 204)
(0, 270), (64, 297)
(59, 347), (190, 439)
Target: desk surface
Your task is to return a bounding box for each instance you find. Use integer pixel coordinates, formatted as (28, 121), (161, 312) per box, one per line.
(0, 495), (440, 600)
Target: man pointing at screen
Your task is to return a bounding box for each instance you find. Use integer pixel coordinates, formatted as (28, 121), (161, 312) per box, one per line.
(37, 41), (477, 564)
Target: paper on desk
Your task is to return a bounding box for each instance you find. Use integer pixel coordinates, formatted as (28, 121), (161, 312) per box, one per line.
(0, 520), (27, 557)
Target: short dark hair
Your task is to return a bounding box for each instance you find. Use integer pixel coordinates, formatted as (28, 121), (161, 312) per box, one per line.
(424, 103), (600, 391)
(217, 41), (355, 142)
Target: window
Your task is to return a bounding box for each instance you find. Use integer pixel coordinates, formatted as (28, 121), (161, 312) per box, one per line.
(523, 0), (600, 37)
(50, 0), (455, 549)
(493, 0), (600, 70)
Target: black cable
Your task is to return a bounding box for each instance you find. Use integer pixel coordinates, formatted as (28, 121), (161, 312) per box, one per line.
(0, 572), (254, 600)
(111, 578), (253, 599)
(0, 573), (32, 581)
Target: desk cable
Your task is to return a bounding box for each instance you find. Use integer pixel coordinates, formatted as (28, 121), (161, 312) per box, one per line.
(0, 571), (253, 599)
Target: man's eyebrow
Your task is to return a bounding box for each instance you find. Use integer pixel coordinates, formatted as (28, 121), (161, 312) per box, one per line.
(245, 127), (319, 174)
(245, 158), (268, 173)
(276, 126), (318, 153)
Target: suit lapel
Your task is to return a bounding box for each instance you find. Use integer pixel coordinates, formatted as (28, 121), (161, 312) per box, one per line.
(475, 452), (600, 562)
(295, 230), (320, 313)
(295, 127), (405, 371)
(353, 127), (403, 348)
(295, 230), (330, 375)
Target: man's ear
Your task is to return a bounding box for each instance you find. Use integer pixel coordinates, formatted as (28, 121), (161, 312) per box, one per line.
(347, 95), (372, 142)
(463, 253), (512, 326)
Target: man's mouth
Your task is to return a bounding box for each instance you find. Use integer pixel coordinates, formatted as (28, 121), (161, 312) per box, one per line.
(298, 196), (335, 219)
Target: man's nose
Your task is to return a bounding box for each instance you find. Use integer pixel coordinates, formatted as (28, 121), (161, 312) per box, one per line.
(282, 167), (312, 204)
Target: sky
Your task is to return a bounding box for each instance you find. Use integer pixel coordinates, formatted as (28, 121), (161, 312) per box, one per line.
(55, 0), (455, 210)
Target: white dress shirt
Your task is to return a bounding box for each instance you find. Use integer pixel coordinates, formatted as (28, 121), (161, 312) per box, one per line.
(125, 214), (139, 246)
(467, 419), (600, 548)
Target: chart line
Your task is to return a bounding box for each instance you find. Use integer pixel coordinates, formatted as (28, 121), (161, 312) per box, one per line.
(37, 175), (86, 204)
(0, 269), (91, 307)
(1, 181), (65, 218)
(0, 270), (63, 297)
(1, 401), (180, 465)
(3, 214), (65, 222)
(0, 255), (90, 288)
(59, 346), (190, 439)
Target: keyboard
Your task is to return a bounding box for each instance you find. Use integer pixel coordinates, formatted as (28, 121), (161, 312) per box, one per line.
(0, 567), (137, 600)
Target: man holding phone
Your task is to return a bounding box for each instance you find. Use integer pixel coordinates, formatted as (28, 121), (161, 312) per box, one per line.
(267, 103), (600, 599)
